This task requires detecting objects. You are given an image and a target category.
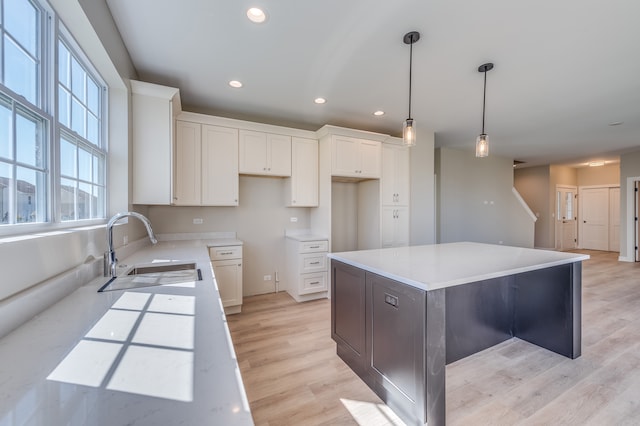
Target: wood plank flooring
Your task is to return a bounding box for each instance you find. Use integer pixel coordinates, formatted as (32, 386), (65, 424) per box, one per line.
(227, 250), (640, 425)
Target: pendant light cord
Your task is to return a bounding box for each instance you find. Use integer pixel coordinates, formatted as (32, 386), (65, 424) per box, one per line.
(408, 34), (414, 119)
(481, 68), (487, 134)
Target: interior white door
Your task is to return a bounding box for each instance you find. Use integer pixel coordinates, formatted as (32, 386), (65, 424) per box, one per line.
(580, 187), (609, 250)
(609, 187), (620, 252)
(556, 186), (577, 251)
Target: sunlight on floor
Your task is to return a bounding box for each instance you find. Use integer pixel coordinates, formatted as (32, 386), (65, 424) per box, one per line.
(340, 398), (406, 426)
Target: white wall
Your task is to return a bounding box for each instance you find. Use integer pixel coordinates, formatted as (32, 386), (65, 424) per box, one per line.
(514, 166), (551, 248)
(620, 150), (640, 260)
(436, 147), (534, 248)
(147, 176), (312, 296)
(410, 129), (436, 245)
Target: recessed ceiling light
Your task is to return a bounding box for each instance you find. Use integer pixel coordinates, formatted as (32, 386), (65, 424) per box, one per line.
(373, 110), (385, 116)
(608, 121), (624, 126)
(589, 161), (606, 167)
(246, 7), (266, 23)
(229, 80), (243, 88)
(314, 97), (326, 104)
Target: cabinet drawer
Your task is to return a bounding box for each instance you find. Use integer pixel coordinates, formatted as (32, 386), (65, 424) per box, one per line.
(300, 253), (327, 273)
(299, 240), (328, 253)
(209, 245), (243, 260)
(299, 272), (327, 295)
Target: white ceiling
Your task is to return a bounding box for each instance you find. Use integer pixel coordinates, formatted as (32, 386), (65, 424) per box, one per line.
(106, 0), (640, 167)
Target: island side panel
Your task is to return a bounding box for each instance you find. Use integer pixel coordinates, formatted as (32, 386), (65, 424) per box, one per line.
(445, 276), (513, 364)
(513, 262), (582, 359)
(331, 260), (368, 377)
(426, 288), (446, 426)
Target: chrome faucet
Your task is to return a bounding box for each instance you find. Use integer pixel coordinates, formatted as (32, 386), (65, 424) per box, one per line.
(104, 212), (158, 278)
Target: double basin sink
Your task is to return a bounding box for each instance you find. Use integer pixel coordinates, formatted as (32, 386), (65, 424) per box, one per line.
(99, 261), (202, 292)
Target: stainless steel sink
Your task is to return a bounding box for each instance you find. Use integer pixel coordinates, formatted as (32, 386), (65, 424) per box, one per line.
(98, 261), (202, 292)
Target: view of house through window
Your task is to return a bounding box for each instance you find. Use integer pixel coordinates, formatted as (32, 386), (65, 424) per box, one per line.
(0, 0), (107, 228)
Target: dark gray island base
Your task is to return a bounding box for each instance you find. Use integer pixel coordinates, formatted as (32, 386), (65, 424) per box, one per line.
(330, 246), (585, 426)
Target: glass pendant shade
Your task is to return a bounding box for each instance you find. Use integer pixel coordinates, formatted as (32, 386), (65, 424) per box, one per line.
(403, 118), (416, 147)
(476, 133), (489, 157)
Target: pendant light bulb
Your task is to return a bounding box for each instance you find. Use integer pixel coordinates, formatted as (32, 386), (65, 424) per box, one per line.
(476, 133), (489, 157)
(402, 31), (420, 147)
(476, 63), (494, 158)
(403, 118), (416, 147)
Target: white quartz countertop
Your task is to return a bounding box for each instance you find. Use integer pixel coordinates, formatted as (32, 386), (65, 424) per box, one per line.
(285, 233), (328, 242)
(328, 242), (590, 291)
(206, 238), (244, 247)
(0, 240), (253, 426)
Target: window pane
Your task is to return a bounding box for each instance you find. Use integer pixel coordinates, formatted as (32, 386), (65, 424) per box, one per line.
(16, 111), (43, 167)
(5, 0), (39, 55)
(0, 162), (12, 224)
(87, 78), (99, 114)
(60, 137), (76, 178)
(4, 35), (37, 105)
(60, 177), (76, 221)
(58, 41), (70, 88)
(16, 166), (43, 223)
(87, 113), (98, 145)
(0, 99), (12, 160)
(78, 147), (91, 181)
(78, 181), (90, 219)
(71, 57), (85, 102)
(71, 97), (85, 137)
(58, 86), (70, 127)
(93, 154), (104, 185)
(92, 185), (104, 219)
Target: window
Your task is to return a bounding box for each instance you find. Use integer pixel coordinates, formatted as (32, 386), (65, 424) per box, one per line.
(0, 0), (107, 231)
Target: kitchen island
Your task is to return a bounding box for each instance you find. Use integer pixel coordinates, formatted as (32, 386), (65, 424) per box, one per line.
(329, 242), (589, 426)
(0, 238), (253, 426)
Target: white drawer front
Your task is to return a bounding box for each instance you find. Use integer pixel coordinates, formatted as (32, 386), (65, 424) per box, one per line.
(300, 253), (327, 273)
(299, 272), (327, 295)
(209, 245), (243, 260)
(299, 240), (328, 253)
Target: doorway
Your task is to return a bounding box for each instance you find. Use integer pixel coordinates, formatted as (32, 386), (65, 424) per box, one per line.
(556, 185), (577, 251)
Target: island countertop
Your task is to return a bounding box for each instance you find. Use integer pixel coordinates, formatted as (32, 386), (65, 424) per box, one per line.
(328, 242), (590, 291)
(0, 239), (253, 426)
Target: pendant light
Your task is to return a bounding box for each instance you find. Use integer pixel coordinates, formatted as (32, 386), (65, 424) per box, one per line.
(403, 31), (420, 147)
(476, 62), (494, 157)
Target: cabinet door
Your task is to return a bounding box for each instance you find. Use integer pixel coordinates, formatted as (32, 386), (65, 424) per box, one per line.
(213, 259), (243, 308)
(381, 145), (397, 205)
(359, 139), (381, 178)
(394, 146), (410, 205)
(287, 137), (318, 206)
(331, 135), (360, 176)
(381, 206), (409, 248)
(267, 134), (292, 176)
(202, 125), (239, 206)
(239, 130), (268, 174)
(174, 121), (201, 205)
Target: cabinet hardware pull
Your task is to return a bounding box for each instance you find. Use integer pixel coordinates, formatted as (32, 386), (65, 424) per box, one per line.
(220, 251), (233, 255)
(309, 245), (320, 248)
(309, 281), (320, 285)
(310, 261), (320, 265)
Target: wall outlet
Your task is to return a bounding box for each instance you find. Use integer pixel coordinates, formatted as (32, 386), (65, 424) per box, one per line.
(264, 275), (272, 281)
(290, 217), (298, 222)
(193, 218), (203, 224)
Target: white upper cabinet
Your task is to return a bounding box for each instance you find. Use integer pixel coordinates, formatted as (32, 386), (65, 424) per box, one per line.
(201, 125), (239, 206)
(239, 130), (292, 176)
(174, 121), (202, 205)
(381, 144), (410, 206)
(331, 135), (381, 178)
(174, 121), (239, 206)
(285, 137), (318, 207)
(131, 80), (181, 205)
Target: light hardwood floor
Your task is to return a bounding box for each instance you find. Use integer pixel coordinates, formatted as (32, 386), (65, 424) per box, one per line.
(227, 250), (640, 425)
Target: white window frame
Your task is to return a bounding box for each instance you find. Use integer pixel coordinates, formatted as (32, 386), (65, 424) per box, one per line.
(0, 0), (108, 237)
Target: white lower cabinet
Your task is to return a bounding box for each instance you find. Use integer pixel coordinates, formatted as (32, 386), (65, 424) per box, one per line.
(285, 238), (328, 302)
(382, 206), (409, 248)
(210, 245), (243, 314)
